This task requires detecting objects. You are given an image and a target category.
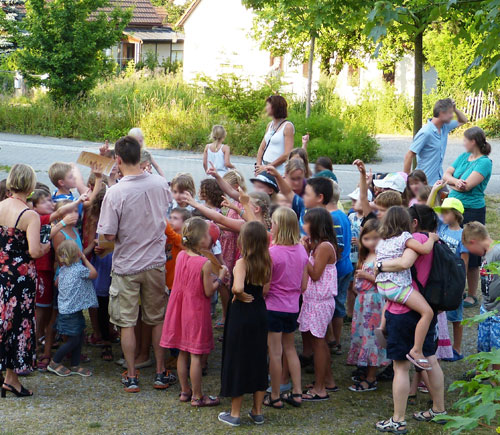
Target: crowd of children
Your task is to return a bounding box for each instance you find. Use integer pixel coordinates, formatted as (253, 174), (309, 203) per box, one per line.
(0, 123), (495, 431)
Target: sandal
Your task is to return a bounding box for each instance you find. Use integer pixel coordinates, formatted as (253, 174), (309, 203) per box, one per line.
(463, 295), (478, 308)
(70, 366), (92, 377)
(47, 362), (71, 377)
(413, 408), (447, 424)
(86, 334), (105, 347)
(179, 390), (192, 403)
(37, 355), (51, 372)
(348, 379), (378, 392)
(301, 389), (329, 402)
(191, 395), (220, 407)
(408, 394), (417, 405)
(305, 382), (339, 393)
(375, 417), (408, 434)
(101, 346), (113, 362)
(214, 320), (224, 329)
(263, 394), (284, 409)
(281, 392), (301, 407)
(406, 353), (432, 371)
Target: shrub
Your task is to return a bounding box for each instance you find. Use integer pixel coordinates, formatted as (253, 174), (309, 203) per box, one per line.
(478, 114), (500, 138)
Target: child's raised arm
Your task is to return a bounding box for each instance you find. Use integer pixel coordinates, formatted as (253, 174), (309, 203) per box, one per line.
(353, 159), (373, 218)
(427, 180), (447, 208)
(71, 163), (88, 195)
(202, 262), (228, 298)
(223, 145), (235, 169)
(264, 165), (294, 203)
(307, 242), (336, 282)
(206, 162), (239, 201)
(406, 233), (439, 255)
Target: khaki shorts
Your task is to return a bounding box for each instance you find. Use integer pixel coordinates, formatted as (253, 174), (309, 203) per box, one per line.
(108, 266), (166, 328)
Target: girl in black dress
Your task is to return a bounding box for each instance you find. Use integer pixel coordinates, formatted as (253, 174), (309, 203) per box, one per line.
(219, 221), (272, 427)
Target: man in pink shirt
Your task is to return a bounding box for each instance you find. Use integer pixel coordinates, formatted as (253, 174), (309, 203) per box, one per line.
(98, 135), (173, 393)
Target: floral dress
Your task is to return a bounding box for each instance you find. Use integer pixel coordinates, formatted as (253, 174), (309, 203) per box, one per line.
(0, 209), (37, 372)
(347, 261), (389, 367)
(220, 203), (243, 273)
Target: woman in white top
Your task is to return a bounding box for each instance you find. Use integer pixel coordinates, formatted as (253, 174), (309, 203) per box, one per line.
(256, 95), (295, 175)
(203, 125), (234, 176)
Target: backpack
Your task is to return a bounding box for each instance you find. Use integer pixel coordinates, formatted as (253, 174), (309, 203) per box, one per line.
(411, 234), (466, 312)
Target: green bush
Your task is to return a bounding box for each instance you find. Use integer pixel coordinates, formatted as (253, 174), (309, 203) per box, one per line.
(478, 114), (500, 138)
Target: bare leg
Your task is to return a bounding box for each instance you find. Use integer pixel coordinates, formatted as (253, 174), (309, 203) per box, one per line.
(404, 291), (434, 364)
(465, 267), (479, 303)
(452, 321), (463, 354)
(392, 360), (411, 423)
(301, 331), (313, 358)
(190, 354), (203, 399)
(267, 332), (283, 405)
(346, 280), (356, 318)
(252, 391), (266, 415)
(308, 335), (329, 396)
(151, 323), (165, 374)
(281, 353), (290, 385)
(219, 284), (229, 323)
(35, 306), (50, 353)
(230, 396), (243, 418)
(120, 326), (136, 377)
(325, 322), (335, 344)
(3, 369), (25, 393)
(136, 320), (152, 364)
(88, 307), (101, 340)
(177, 351), (190, 394)
(43, 308), (57, 358)
(332, 317), (343, 346)
(424, 356), (445, 412)
(282, 332), (302, 402)
(409, 371), (421, 396)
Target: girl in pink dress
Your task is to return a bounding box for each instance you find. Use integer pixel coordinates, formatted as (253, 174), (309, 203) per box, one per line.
(160, 217), (228, 407)
(298, 208), (339, 402)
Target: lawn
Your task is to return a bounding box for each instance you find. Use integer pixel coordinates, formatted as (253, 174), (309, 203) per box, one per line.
(1, 198), (498, 434)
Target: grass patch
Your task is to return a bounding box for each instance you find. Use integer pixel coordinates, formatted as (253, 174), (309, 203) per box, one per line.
(88, 422), (102, 429)
(486, 195), (500, 239)
(0, 164), (11, 172)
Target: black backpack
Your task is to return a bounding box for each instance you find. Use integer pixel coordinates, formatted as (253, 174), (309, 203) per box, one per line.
(411, 234), (466, 312)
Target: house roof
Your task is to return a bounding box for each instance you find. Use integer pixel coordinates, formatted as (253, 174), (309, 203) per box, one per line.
(104, 0), (163, 27)
(124, 27), (183, 42)
(176, 0), (201, 28)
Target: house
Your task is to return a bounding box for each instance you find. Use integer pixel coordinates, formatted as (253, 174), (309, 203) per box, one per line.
(177, 0), (320, 98)
(105, 0), (184, 68)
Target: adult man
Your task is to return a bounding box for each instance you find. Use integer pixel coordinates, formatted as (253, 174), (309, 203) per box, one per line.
(98, 136), (173, 393)
(404, 98), (468, 184)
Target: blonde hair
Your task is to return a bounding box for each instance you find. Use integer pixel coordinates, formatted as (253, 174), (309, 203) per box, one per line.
(285, 158), (306, 176)
(289, 148), (312, 178)
(128, 127), (144, 144)
(272, 206), (300, 246)
(182, 217), (209, 252)
(57, 239), (81, 266)
(7, 164), (36, 194)
(140, 149), (152, 164)
(211, 125), (226, 142)
(171, 173), (195, 196)
(48, 162), (72, 188)
(238, 221), (272, 286)
(462, 221), (489, 244)
(375, 190), (402, 208)
(249, 192), (271, 230)
(330, 180), (340, 204)
(223, 169), (247, 192)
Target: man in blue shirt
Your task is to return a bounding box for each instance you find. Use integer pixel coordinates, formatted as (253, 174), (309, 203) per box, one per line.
(404, 98), (468, 184)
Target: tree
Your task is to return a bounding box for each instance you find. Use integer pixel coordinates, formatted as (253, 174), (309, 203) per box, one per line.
(1, 0), (131, 102)
(150, 0), (190, 28)
(365, 0), (500, 136)
(243, 0), (353, 118)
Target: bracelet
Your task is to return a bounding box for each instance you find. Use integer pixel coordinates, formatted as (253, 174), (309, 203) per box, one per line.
(61, 221), (67, 227)
(215, 277), (223, 287)
(239, 209), (245, 217)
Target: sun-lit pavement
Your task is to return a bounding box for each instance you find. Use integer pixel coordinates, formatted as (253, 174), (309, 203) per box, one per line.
(1, 132), (498, 197)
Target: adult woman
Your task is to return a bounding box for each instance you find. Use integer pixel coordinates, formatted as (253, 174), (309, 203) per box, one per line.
(0, 164), (49, 397)
(255, 95), (295, 175)
(375, 205), (447, 434)
(443, 126), (492, 307)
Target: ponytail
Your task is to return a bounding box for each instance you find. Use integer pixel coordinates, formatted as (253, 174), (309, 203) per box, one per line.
(464, 126), (491, 156)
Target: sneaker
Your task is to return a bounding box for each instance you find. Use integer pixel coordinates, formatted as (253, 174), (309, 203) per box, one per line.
(266, 381), (291, 394)
(154, 371), (177, 389)
(442, 349), (464, 362)
(123, 375), (140, 393)
(121, 370), (140, 385)
(248, 411), (264, 425)
(218, 412), (240, 427)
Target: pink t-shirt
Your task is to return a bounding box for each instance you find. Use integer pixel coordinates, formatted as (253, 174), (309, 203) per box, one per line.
(266, 244), (308, 313)
(98, 172), (172, 275)
(387, 232), (434, 314)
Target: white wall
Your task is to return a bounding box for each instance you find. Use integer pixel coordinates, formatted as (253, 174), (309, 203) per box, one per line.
(182, 0), (319, 98)
(142, 42), (172, 64)
(395, 54), (437, 97)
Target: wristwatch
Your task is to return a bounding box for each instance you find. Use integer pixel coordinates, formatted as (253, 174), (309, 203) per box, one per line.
(376, 261), (383, 273)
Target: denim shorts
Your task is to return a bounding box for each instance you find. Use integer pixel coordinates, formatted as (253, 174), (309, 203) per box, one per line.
(267, 310), (298, 333)
(446, 300), (464, 323)
(478, 305), (500, 352)
(385, 310), (438, 361)
(56, 311), (85, 337)
(334, 272), (353, 318)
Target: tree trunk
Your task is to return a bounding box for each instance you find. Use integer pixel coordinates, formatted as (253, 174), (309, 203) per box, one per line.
(306, 36), (315, 119)
(412, 31), (424, 169)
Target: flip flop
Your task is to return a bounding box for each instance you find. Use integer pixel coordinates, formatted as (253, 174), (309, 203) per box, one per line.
(406, 354), (432, 371)
(301, 390), (330, 402)
(463, 296), (478, 308)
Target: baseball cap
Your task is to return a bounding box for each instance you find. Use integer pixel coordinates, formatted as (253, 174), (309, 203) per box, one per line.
(250, 171), (279, 193)
(208, 222), (221, 245)
(433, 197), (464, 215)
(348, 187), (373, 202)
(373, 172), (407, 193)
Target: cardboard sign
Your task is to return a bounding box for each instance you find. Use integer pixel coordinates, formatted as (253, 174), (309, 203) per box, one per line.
(77, 151), (115, 175)
(97, 234), (115, 258)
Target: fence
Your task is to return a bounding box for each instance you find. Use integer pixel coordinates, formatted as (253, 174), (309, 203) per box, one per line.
(463, 90), (498, 120)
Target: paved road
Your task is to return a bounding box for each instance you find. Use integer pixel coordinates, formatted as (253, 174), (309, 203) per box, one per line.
(0, 132), (498, 198)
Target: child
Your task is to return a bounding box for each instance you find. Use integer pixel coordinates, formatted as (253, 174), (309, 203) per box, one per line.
(404, 170), (428, 207)
(128, 127), (165, 177)
(47, 240), (97, 377)
(429, 182), (469, 361)
(48, 162), (88, 203)
(160, 217), (228, 407)
(462, 222), (500, 367)
(140, 149), (153, 174)
(170, 173), (196, 213)
(416, 185), (432, 205)
(264, 207), (309, 409)
(199, 179), (224, 212)
(347, 219), (389, 392)
(219, 221), (272, 427)
(299, 208), (339, 401)
(314, 156), (337, 182)
(284, 159), (307, 198)
(250, 172), (279, 200)
(376, 206), (438, 370)
(289, 148), (312, 179)
(165, 207), (191, 291)
(52, 200), (83, 254)
(203, 125), (234, 176)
